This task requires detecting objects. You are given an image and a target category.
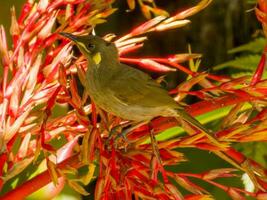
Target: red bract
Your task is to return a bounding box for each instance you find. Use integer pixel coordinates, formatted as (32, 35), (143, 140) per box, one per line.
(1, 0), (267, 199)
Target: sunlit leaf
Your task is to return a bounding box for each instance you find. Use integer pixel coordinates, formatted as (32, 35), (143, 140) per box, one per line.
(68, 180), (89, 196)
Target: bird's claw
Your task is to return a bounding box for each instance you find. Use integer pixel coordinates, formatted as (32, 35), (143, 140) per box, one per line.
(106, 126), (130, 150)
(114, 130), (130, 150)
(115, 130), (129, 142)
(105, 126), (119, 146)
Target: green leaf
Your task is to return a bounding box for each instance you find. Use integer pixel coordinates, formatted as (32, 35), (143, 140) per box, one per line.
(68, 180), (90, 196)
(228, 38), (266, 54)
(213, 55), (261, 71)
(246, 0), (257, 4)
(235, 142), (267, 167)
(80, 164), (96, 185)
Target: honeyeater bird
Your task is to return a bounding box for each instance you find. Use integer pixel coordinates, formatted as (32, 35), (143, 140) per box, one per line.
(59, 32), (221, 146)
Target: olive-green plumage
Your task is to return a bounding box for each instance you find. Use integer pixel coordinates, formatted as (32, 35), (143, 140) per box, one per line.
(60, 33), (219, 144)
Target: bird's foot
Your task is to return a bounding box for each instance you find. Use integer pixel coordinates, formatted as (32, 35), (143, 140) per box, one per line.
(109, 125), (122, 138)
(114, 130), (130, 150)
(106, 124), (131, 150)
(107, 121), (149, 150)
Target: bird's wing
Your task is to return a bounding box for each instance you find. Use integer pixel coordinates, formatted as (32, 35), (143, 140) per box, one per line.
(108, 64), (176, 108)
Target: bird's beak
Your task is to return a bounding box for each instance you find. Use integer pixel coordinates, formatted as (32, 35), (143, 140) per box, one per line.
(59, 32), (78, 42)
(59, 32), (95, 57)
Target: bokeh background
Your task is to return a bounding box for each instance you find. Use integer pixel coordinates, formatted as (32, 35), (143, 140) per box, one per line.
(0, 0), (263, 200)
(0, 0), (260, 67)
(0, 0), (261, 88)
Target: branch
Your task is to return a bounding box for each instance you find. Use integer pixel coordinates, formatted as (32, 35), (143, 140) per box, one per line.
(0, 154), (81, 200)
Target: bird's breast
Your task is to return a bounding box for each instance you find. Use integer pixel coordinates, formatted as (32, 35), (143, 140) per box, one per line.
(85, 67), (105, 102)
(85, 66), (118, 111)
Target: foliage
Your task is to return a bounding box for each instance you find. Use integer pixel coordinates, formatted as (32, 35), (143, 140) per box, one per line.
(214, 38), (265, 77)
(0, 0), (267, 200)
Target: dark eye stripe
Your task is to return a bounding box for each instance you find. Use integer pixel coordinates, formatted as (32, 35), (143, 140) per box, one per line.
(87, 43), (95, 49)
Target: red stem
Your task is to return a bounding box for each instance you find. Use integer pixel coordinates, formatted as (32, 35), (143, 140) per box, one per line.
(0, 154), (81, 200)
(250, 53), (266, 86)
(91, 102), (97, 128)
(185, 91), (256, 116)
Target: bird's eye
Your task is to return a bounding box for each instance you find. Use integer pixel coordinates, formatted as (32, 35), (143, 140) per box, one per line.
(87, 43), (95, 50)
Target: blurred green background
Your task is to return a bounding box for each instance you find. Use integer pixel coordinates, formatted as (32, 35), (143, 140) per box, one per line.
(0, 0), (262, 200)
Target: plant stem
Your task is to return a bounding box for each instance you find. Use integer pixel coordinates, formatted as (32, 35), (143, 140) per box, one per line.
(0, 154), (81, 200)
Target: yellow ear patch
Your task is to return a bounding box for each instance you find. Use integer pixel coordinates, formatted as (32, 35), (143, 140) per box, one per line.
(93, 52), (101, 65)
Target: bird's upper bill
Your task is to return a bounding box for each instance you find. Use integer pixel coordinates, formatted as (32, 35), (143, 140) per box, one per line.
(59, 32), (78, 42)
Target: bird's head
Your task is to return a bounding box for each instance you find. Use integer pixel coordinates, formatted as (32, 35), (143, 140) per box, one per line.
(59, 32), (118, 64)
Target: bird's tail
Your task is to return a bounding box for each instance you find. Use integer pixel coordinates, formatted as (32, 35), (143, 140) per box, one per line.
(174, 108), (227, 148)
